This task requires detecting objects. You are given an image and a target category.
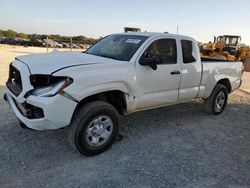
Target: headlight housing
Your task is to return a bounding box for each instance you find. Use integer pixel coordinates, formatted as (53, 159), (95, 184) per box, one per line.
(27, 75), (73, 97)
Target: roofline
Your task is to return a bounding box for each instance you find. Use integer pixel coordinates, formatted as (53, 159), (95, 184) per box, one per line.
(111, 32), (195, 40)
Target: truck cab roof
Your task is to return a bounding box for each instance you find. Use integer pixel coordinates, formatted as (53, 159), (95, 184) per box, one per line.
(113, 32), (196, 41)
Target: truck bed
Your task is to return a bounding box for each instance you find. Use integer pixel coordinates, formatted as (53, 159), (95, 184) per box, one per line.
(199, 59), (242, 98)
(201, 57), (234, 62)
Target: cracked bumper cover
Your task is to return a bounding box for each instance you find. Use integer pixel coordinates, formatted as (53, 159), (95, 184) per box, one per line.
(4, 92), (77, 130)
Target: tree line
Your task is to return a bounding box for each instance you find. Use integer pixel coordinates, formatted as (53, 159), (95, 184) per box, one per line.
(0, 29), (101, 44)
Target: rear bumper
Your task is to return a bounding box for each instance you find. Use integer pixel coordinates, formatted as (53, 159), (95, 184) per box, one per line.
(234, 79), (242, 91)
(4, 92), (77, 130)
(239, 79), (242, 88)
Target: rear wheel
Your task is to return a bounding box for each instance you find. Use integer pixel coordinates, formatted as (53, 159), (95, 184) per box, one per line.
(69, 101), (120, 156)
(204, 84), (228, 115)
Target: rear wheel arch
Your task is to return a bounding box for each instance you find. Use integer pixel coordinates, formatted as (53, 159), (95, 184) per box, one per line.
(217, 78), (231, 93)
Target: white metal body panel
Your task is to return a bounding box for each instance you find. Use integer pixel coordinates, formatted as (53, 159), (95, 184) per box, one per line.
(133, 36), (181, 110)
(178, 37), (203, 101)
(16, 52), (122, 74)
(198, 61), (242, 98)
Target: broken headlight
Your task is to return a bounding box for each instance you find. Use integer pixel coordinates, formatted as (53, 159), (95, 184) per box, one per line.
(27, 75), (73, 97)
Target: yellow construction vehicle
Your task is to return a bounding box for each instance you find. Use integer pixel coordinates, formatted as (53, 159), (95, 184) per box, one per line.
(124, 27), (141, 33)
(238, 46), (250, 71)
(200, 35), (250, 71)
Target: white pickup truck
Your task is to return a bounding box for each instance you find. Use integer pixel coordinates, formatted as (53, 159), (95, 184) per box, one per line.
(4, 32), (243, 155)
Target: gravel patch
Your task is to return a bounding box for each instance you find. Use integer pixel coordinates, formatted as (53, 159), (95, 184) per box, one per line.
(0, 91), (250, 188)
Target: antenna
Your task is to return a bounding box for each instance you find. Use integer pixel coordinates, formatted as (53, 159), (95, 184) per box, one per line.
(177, 26), (179, 34)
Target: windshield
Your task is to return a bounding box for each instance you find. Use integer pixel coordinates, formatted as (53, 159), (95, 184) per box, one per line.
(85, 35), (148, 61)
(217, 36), (240, 46)
(225, 37), (239, 46)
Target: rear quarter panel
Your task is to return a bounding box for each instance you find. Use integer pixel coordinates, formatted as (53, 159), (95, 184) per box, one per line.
(198, 61), (242, 99)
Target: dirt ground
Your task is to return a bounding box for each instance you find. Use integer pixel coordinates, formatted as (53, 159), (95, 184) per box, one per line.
(0, 45), (250, 188)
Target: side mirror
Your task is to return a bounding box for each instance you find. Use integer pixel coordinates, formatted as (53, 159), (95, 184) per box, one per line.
(139, 53), (163, 70)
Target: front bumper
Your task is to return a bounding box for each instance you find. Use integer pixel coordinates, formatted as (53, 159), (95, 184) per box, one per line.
(4, 92), (77, 130)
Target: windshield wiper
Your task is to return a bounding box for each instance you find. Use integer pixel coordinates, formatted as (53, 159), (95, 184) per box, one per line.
(97, 54), (119, 60)
(99, 54), (110, 58)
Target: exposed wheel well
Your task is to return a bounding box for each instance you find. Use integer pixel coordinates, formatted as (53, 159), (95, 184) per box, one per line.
(217, 79), (232, 93)
(72, 90), (127, 120)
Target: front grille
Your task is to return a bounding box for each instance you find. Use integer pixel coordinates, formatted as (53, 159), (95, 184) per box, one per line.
(6, 64), (23, 96)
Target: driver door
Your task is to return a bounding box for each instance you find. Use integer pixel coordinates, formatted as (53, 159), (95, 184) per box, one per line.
(135, 38), (181, 110)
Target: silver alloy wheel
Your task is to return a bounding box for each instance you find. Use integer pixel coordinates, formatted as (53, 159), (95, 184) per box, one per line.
(215, 91), (226, 112)
(85, 115), (114, 147)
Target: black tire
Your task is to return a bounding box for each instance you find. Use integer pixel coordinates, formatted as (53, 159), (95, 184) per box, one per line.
(18, 119), (28, 129)
(204, 84), (228, 115)
(69, 101), (120, 156)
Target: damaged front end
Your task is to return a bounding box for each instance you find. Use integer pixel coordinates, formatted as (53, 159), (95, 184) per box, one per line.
(5, 62), (78, 130)
(25, 75), (73, 98)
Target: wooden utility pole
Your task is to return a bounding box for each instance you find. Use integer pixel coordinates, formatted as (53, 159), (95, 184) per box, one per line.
(70, 38), (72, 52)
(46, 36), (49, 53)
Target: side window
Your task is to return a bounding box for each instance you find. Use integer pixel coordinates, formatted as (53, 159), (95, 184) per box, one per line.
(146, 39), (177, 64)
(181, 40), (197, 63)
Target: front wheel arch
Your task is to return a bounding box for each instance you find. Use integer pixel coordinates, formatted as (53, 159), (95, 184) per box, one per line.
(70, 90), (127, 124)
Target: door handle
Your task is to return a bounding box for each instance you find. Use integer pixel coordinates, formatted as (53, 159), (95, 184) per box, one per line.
(170, 70), (181, 75)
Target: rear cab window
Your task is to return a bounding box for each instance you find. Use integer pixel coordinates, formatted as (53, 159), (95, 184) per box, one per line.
(181, 40), (197, 63)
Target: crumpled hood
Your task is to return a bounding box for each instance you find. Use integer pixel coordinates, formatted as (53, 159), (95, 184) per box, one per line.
(16, 51), (118, 74)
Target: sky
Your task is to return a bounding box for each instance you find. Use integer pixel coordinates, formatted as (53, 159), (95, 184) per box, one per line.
(1, 0), (250, 44)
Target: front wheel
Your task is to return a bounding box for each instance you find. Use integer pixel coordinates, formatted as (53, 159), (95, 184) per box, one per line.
(18, 119), (27, 129)
(69, 101), (120, 156)
(204, 84), (228, 115)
